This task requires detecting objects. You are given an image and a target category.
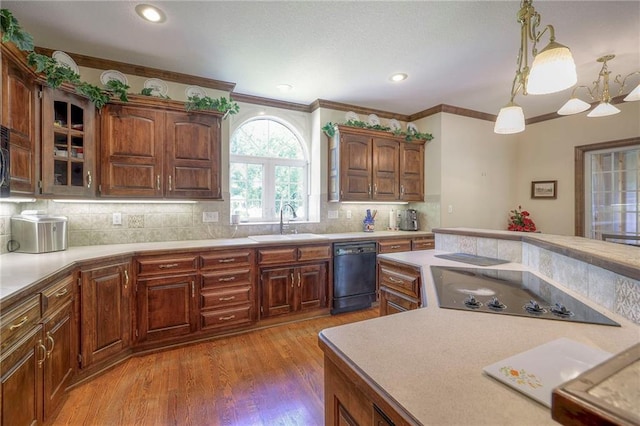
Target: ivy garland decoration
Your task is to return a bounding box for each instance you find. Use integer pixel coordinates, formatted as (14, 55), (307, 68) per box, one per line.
(322, 120), (434, 142)
(0, 8), (238, 116)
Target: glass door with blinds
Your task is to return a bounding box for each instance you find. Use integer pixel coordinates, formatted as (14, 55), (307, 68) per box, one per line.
(586, 145), (639, 246)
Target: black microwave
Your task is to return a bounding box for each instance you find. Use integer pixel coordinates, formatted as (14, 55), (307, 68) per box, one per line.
(0, 125), (9, 197)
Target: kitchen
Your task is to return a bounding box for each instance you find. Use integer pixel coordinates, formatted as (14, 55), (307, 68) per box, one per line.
(1, 1), (640, 425)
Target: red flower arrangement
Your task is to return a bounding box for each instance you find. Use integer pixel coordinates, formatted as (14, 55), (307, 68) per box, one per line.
(508, 206), (537, 232)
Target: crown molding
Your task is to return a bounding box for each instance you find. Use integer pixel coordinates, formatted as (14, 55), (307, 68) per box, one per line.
(34, 46), (236, 92)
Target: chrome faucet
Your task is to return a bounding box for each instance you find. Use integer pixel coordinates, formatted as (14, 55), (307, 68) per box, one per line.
(280, 203), (297, 234)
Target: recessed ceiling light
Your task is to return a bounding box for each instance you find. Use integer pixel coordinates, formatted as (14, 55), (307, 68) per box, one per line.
(390, 73), (408, 82)
(276, 84), (293, 92)
(135, 4), (166, 23)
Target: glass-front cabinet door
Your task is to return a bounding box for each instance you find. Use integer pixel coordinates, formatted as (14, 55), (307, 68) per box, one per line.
(41, 87), (95, 196)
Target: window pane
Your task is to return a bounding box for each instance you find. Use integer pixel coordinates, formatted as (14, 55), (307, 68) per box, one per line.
(230, 162), (263, 219)
(275, 165), (305, 217)
(231, 119), (303, 159)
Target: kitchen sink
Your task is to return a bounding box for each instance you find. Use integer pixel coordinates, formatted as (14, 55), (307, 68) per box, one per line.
(248, 233), (328, 242)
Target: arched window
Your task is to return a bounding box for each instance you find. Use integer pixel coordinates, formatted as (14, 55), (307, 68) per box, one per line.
(230, 118), (308, 222)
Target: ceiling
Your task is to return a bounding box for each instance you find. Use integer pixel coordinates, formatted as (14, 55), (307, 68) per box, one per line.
(4, 1), (640, 119)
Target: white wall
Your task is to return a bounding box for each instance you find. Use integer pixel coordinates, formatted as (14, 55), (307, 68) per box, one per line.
(437, 113), (519, 230)
(518, 101), (640, 235)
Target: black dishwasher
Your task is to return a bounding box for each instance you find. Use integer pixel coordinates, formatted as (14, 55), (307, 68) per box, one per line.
(332, 241), (377, 314)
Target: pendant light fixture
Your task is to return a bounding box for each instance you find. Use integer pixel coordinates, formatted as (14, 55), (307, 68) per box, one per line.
(494, 0), (577, 134)
(557, 54), (640, 118)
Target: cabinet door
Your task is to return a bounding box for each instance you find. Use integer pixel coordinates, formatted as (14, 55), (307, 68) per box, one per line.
(399, 142), (424, 201)
(100, 105), (164, 197)
(260, 267), (295, 318)
(1, 53), (36, 194)
(41, 87), (95, 196)
(0, 325), (43, 426)
(165, 112), (221, 199)
(340, 133), (372, 201)
(80, 262), (131, 368)
(43, 301), (74, 421)
(372, 138), (399, 201)
(136, 274), (198, 342)
(297, 263), (327, 311)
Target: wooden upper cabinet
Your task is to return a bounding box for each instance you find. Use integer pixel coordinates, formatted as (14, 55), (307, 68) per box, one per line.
(100, 103), (221, 199)
(329, 126), (424, 202)
(372, 138), (400, 201)
(165, 111), (220, 199)
(41, 86), (96, 196)
(340, 133), (372, 201)
(1, 45), (37, 195)
(100, 105), (164, 197)
(399, 142), (424, 201)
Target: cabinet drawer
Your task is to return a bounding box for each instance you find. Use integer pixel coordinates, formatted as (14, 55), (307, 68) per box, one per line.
(378, 264), (420, 298)
(201, 268), (252, 289)
(135, 255), (198, 276)
(298, 244), (331, 262)
(201, 249), (254, 270)
(381, 287), (419, 314)
(1, 295), (41, 351)
(378, 239), (412, 253)
(258, 248), (297, 265)
(201, 286), (252, 309)
(42, 275), (74, 318)
(200, 305), (253, 330)
(412, 237), (434, 251)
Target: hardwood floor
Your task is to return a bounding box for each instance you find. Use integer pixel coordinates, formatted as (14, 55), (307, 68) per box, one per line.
(50, 308), (377, 426)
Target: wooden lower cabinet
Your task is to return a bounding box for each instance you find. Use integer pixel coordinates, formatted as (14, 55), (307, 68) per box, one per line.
(258, 244), (330, 319)
(200, 248), (256, 332)
(323, 355), (413, 426)
(378, 259), (422, 316)
(0, 325), (43, 426)
(80, 260), (131, 368)
(260, 263), (327, 318)
(136, 274), (198, 342)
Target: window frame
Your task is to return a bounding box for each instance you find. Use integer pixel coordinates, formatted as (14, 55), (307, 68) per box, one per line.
(229, 116), (310, 223)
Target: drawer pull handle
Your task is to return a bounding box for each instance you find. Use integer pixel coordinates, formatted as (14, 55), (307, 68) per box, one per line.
(54, 288), (69, 298)
(37, 340), (47, 368)
(219, 296), (236, 301)
(388, 276), (403, 284)
(298, 272), (301, 288)
(191, 281), (195, 298)
(219, 315), (236, 321)
(218, 258), (235, 263)
(390, 245), (400, 249)
(218, 277), (236, 282)
(156, 175), (161, 191)
(46, 332), (55, 358)
(291, 273), (294, 288)
(158, 263), (179, 269)
(124, 269), (129, 289)
(9, 316), (28, 330)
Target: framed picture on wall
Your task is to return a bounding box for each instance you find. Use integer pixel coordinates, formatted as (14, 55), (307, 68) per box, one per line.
(531, 180), (557, 199)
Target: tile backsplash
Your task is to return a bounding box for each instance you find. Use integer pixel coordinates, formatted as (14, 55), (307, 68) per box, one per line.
(0, 199), (439, 254)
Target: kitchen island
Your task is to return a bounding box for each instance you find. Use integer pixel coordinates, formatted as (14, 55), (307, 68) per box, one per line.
(319, 238), (639, 425)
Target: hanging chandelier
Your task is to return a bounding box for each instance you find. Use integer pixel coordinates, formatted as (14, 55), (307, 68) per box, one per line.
(494, 0), (577, 134)
(557, 54), (640, 118)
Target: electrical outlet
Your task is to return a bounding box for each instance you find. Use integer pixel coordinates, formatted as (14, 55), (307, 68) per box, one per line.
(328, 210), (338, 219)
(346, 210), (352, 219)
(202, 211), (219, 223)
(112, 212), (122, 225)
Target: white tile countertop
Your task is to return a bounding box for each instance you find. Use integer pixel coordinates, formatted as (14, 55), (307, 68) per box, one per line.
(319, 249), (640, 425)
(0, 230), (431, 304)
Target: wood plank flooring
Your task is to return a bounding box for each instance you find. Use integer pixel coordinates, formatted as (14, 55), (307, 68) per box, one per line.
(50, 308), (377, 426)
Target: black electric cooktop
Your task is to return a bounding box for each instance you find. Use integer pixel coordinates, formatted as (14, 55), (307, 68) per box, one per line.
(430, 266), (620, 327)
